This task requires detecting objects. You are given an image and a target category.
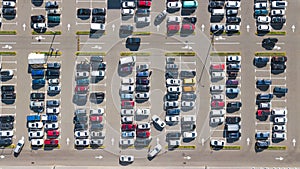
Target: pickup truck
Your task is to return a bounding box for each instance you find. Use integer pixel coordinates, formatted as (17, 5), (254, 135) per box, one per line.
(41, 115), (58, 122)
(27, 115), (41, 122)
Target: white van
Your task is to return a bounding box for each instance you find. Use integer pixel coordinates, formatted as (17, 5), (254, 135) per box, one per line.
(90, 23), (106, 31)
(119, 56), (136, 65)
(271, 108), (287, 116)
(212, 9), (225, 16)
(181, 115), (196, 123)
(226, 124), (240, 132)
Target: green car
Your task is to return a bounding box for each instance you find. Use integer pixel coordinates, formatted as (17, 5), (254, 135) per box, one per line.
(182, 1), (198, 8)
(48, 15), (60, 23)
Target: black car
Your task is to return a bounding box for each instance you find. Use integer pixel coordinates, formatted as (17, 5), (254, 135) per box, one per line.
(262, 38), (278, 45)
(209, 1), (224, 8)
(226, 17), (241, 24)
(226, 116), (241, 124)
(271, 56), (287, 63)
(166, 93), (179, 101)
(181, 123), (196, 132)
(91, 62), (106, 70)
(181, 93), (197, 101)
(136, 78), (149, 85)
(165, 71), (179, 79)
(92, 16), (106, 23)
(0, 138), (12, 146)
(273, 87), (288, 94)
(2, 8), (16, 15)
(120, 25), (134, 34)
(271, 63), (286, 70)
(182, 17), (197, 24)
(0, 122), (13, 130)
(90, 92), (105, 102)
(31, 15), (45, 23)
(126, 37), (141, 45)
(135, 85), (150, 92)
(92, 8), (106, 16)
(76, 63), (90, 71)
(154, 10), (167, 23)
(74, 123), (88, 131)
(180, 71), (196, 78)
(271, 17), (286, 24)
(0, 115), (14, 123)
(30, 93), (45, 100)
(136, 9), (150, 16)
(73, 115), (88, 124)
(1, 93), (16, 100)
(73, 94), (87, 103)
(47, 62), (61, 69)
(46, 70), (60, 77)
(228, 132), (240, 139)
(1, 85), (14, 93)
(227, 102), (242, 109)
(77, 8), (91, 16)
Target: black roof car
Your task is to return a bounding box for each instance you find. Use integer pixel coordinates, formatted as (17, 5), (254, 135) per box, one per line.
(209, 1), (224, 8)
(180, 71), (196, 78)
(92, 8), (106, 16)
(46, 100), (60, 107)
(228, 132), (240, 139)
(30, 93), (45, 100)
(91, 62), (106, 70)
(0, 115), (14, 123)
(73, 94), (87, 103)
(256, 140), (270, 148)
(0, 122), (14, 130)
(0, 138), (12, 146)
(136, 9), (150, 16)
(136, 78), (149, 85)
(271, 56), (287, 63)
(255, 132), (270, 140)
(271, 17), (286, 24)
(90, 123), (104, 131)
(77, 8), (91, 16)
(92, 16), (106, 23)
(165, 71), (179, 79)
(1, 85), (14, 92)
(2, 8), (16, 15)
(73, 115), (88, 124)
(74, 123), (88, 131)
(226, 116), (241, 124)
(46, 69), (60, 77)
(273, 87), (288, 94)
(154, 10), (167, 23)
(166, 93), (179, 101)
(47, 62), (61, 69)
(31, 15), (45, 23)
(1, 93), (16, 100)
(271, 63), (286, 70)
(181, 123), (196, 132)
(90, 92), (105, 102)
(227, 102), (242, 109)
(166, 132), (181, 139)
(226, 17), (241, 23)
(182, 17), (197, 24)
(120, 25), (134, 34)
(90, 56), (103, 63)
(135, 85), (150, 92)
(126, 37), (141, 45)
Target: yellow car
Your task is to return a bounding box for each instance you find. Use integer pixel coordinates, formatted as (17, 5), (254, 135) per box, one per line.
(183, 77), (196, 84)
(183, 86), (196, 92)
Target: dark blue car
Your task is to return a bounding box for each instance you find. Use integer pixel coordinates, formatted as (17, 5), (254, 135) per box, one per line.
(256, 79), (272, 86)
(167, 108), (180, 115)
(254, 57), (269, 65)
(31, 70), (44, 76)
(32, 79), (46, 86)
(257, 93), (273, 100)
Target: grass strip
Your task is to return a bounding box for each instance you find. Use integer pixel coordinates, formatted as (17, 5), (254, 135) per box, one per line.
(255, 52), (286, 56)
(210, 52), (241, 56)
(76, 52), (106, 56)
(177, 145), (196, 149)
(132, 32), (151, 35)
(267, 146), (287, 150)
(34, 51), (62, 56)
(120, 52), (151, 56)
(32, 31), (61, 35)
(255, 31), (286, 36)
(85, 145), (105, 149)
(0, 144), (15, 148)
(0, 51), (16, 56)
(222, 145), (241, 150)
(0, 30), (17, 35)
(165, 52), (196, 56)
(126, 145), (150, 149)
(76, 31), (90, 35)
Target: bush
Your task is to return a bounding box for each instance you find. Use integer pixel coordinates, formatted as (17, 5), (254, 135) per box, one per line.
(0, 31), (17, 35)
(0, 51), (16, 56)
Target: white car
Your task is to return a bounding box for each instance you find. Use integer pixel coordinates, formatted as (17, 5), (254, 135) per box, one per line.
(210, 139), (225, 147)
(31, 139), (43, 146)
(167, 86), (182, 93)
(257, 25), (271, 31)
(136, 108), (150, 116)
(45, 122), (59, 130)
(76, 71), (89, 79)
(259, 102), (271, 109)
(74, 130), (89, 138)
(30, 101), (44, 108)
(137, 123), (151, 130)
(28, 130), (44, 138)
(121, 85), (134, 93)
(210, 109), (226, 117)
(33, 23), (47, 29)
(121, 9), (134, 15)
(210, 117), (225, 125)
(211, 72), (225, 79)
(121, 116), (134, 123)
(90, 108), (104, 115)
(91, 70), (105, 77)
(270, 9), (285, 16)
(227, 55), (241, 62)
(183, 131), (197, 138)
(271, 108), (287, 116)
(46, 107), (60, 114)
(48, 9), (61, 15)
(254, 2), (267, 9)
(210, 85), (225, 93)
(122, 1), (135, 8)
(120, 109), (134, 116)
(27, 122), (43, 129)
(0, 130), (13, 137)
(120, 155), (134, 162)
(167, 16), (181, 23)
(119, 139), (134, 146)
(135, 92), (149, 99)
(122, 77), (134, 84)
(181, 101), (195, 107)
(273, 132), (286, 139)
(273, 125), (286, 132)
(75, 139), (89, 146)
(165, 115), (180, 122)
(148, 144), (162, 157)
(164, 101), (179, 108)
(226, 25), (240, 32)
(90, 131), (105, 138)
(274, 117), (287, 124)
(167, 1), (182, 9)
(271, 1), (287, 9)
(225, 1), (241, 8)
(3, 1), (16, 7)
(48, 79), (59, 85)
(257, 16), (271, 23)
(166, 79), (181, 86)
(14, 137), (25, 154)
(211, 94), (224, 100)
(152, 115), (166, 129)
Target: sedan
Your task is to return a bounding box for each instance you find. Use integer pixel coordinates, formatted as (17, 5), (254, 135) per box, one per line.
(121, 116), (134, 124)
(271, 17), (286, 24)
(44, 139), (59, 146)
(75, 139), (89, 146)
(257, 16), (271, 23)
(210, 139), (225, 147)
(167, 86), (182, 93)
(209, 1), (224, 8)
(226, 17), (241, 24)
(14, 137), (24, 154)
(270, 9), (285, 16)
(167, 2), (182, 9)
(271, 56), (287, 63)
(181, 101), (195, 108)
(121, 9), (134, 15)
(226, 88), (240, 94)
(47, 130), (60, 137)
(3, 1), (16, 7)
(271, 1), (287, 9)
(210, 24), (225, 32)
(165, 115), (180, 122)
(45, 123), (59, 130)
(152, 115), (166, 129)
(137, 123), (150, 130)
(226, 9), (238, 16)
(121, 131), (135, 138)
(164, 101), (179, 109)
(167, 24), (180, 32)
(274, 117), (287, 124)
(254, 2), (267, 9)
(119, 139), (134, 146)
(0, 130), (13, 137)
(28, 130), (44, 138)
(183, 131), (197, 138)
(27, 122), (43, 129)
(47, 85), (61, 93)
(90, 115), (103, 122)
(271, 63), (286, 70)
(226, 79), (239, 86)
(273, 132), (286, 139)
(226, 25), (240, 32)
(121, 124), (136, 131)
(273, 125), (286, 132)
(254, 9), (268, 16)
(138, 1), (151, 8)
(181, 24), (195, 31)
(122, 1), (135, 8)
(257, 25), (271, 31)
(211, 101), (225, 108)
(135, 93), (149, 99)
(225, 1), (240, 8)
(119, 155), (134, 163)
(74, 130), (89, 138)
(136, 130), (151, 138)
(210, 117), (224, 125)
(226, 116), (241, 124)
(31, 139), (44, 146)
(166, 79), (181, 86)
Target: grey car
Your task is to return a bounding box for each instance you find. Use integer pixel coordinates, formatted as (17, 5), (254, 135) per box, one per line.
(46, 100), (60, 107)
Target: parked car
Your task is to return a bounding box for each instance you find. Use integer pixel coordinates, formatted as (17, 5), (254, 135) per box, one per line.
(14, 137), (24, 154)
(152, 115), (166, 129)
(255, 132), (270, 140)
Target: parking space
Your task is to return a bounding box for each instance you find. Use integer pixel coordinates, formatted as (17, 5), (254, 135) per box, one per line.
(1, 0), (18, 30)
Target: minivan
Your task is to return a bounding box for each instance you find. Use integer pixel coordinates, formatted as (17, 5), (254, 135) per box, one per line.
(182, 1), (198, 8)
(226, 124), (240, 132)
(31, 70), (44, 76)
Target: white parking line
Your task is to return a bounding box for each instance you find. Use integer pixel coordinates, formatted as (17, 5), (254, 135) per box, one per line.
(270, 84), (286, 87)
(31, 7), (45, 10)
(1, 61), (17, 64)
(0, 105), (16, 109)
(75, 22), (90, 25)
(121, 42), (150, 45)
(31, 42), (61, 45)
(2, 23), (18, 25)
(80, 42), (105, 45)
(254, 69), (269, 72)
(0, 42), (16, 45)
(214, 42), (240, 45)
(165, 42), (195, 45)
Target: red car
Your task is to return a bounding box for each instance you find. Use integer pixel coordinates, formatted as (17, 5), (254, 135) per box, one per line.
(181, 24), (195, 31)
(75, 85), (89, 93)
(211, 101), (225, 108)
(47, 130), (60, 137)
(210, 64), (225, 71)
(121, 124), (136, 131)
(138, 1), (151, 7)
(90, 115), (103, 122)
(44, 139), (59, 146)
(257, 110), (271, 116)
(168, 24), (180, 32)
(136, 130), (151, 138)
(121, 101), (134, 109)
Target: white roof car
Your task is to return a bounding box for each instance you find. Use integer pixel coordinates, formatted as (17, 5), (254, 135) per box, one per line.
(30, 101), (44, 108)
(90, 108), (104, 115)
(210, 117), (225, 125)
(135, 92), (149, 99)
(48, 78), (59, 85)
(28, 130), (44, 138)
(273, 125), (286, 132)
(119, 139), (134, 146)
(274, 117), (287, 124)
(181, 101), (195, 107)
(273, 132), (286, 139)
(211, 24), (225, 32)
(14, 137), (25, 154)
(135, 108), (150, 116)
(122, 1), (135, 8)
(226, 9), (238, 15)
(46, 107), (60, 114)
(45, 122), (59, 130)
(121, 9), (134, 15)
(226, 25), (240, 32)
(152, 115), (166, 129)
(120, 109), (134, 116)
(167, 86), (182, 93)
(181, 115), (196, 122)
(122, 77), (134, 85)
(225, 1), (241, 8)
(210, 139), (225, 147)
(257, 25), (271, 31)
(90, 23), (106, 31)
(74, 130), (89, 138)
(137, 122), (151, 130)
(167, 1), (182, 9)
(31, 139), (43, 146)
(270, 9), (285, 16)
(165, 115), (180, 122)
(148, 144), (162, 157)
(210, 85), (225, 93)
(183, 131), (197, 138)
(211, 72), (225, 79)
(33, 23), (47, 29)
(271, 1), (287, 9)
(0, 130), (13, 137)
(75, 139), (89, 146)
(120, 155), (134, 162)
(210, 109), (226, 117)
(121, 116), (134, 123)
(167, 16), (181, 23)
(27, 122), (43, 129)
(3, 1), (16, 7)
(91, 70), (105, 77)
(76, 71), (89, 78)
(254, 2), (267, 9)
(136, 16), (151, 23)
(121, 131), (135, 138)
(227, 55), (241, 62)
(166, 79), (181, 86)
(211, 94), (224, 100)
(164, 101), (179, 108)
(121, 85), (134, 93)
(1, 69), (13, 76)
(271, 108), (287, 116)
(48, 9), (61, 15)
(257, 16), (271, 23)
(90, 131), (105, 138)
(259, 102), (271, 109)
